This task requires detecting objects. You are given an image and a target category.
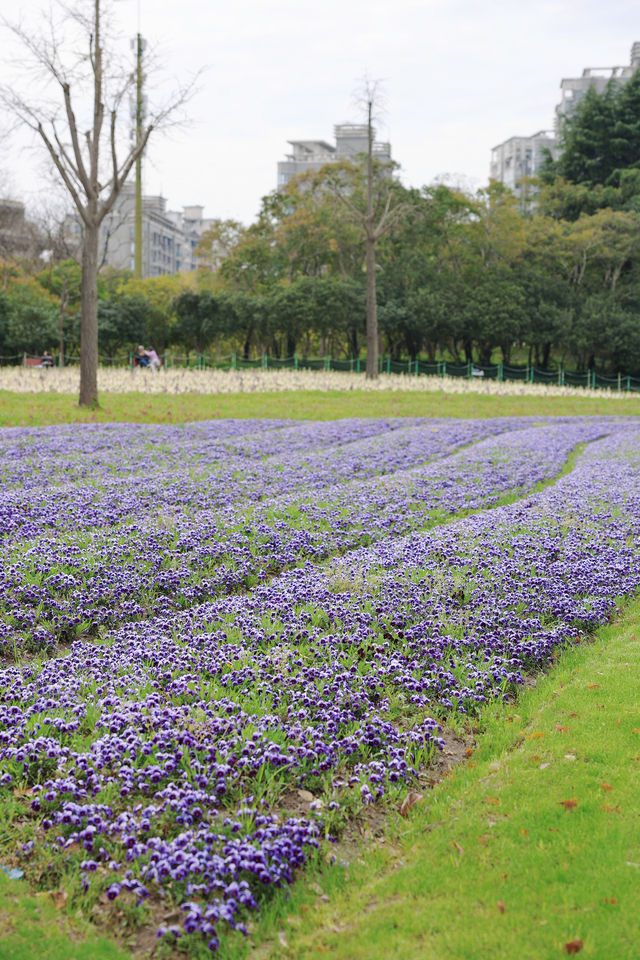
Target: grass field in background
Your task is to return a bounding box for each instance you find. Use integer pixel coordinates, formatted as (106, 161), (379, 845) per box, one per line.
(1, 389), (640, 426)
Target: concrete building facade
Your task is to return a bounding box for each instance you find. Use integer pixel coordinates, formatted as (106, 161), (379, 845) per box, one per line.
(491, 41), (640, 197)
(95, 185), (214, 277)
(489, 130), (556, 196)
(555, 41), (640, 128)
(277, 123), (392, 188)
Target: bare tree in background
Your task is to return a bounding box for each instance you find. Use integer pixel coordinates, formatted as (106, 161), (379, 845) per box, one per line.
(1, 0), (195, 405)
(326, 79), (410, 379)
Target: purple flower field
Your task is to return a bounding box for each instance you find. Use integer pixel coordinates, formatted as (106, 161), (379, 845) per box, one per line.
(1, 415), (640, 953)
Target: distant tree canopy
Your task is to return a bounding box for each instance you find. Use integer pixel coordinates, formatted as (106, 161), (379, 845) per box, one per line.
(6, 91), (640, 377)
(541, 69), (640, 219)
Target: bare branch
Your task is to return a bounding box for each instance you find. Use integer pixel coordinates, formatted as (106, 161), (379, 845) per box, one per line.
(61, 82), (91, 191)
(36, 122), (88, 223)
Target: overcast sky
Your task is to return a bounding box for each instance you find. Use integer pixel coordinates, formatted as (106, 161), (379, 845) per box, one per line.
(1, 0), (639, 225)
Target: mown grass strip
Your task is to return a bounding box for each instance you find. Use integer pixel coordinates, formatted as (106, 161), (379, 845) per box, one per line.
(250, 598), (640, 960)
(0, 870), (131, 960)
(1, 389), (640, 425)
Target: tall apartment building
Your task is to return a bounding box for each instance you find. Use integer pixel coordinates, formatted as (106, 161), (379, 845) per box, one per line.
(102, 185), (214, 277)
(490, 41), (640, 196)
(489, 130), (556, 196)
(63, 185), (214, 278)
(556, 41), (640, 128)
(0, 199), (40, 259)
(277, 123), (392, 188)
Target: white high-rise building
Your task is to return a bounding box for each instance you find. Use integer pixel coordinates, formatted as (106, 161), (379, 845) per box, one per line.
(490, 131), (556, 196)
(63, 185), (215, 278)
(277, 124), (392, 188)
(490, 41), (640, 197)
(556, 41), (640, 129)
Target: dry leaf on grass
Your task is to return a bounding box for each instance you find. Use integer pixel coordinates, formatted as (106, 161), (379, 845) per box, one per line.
(559, 798), (578, 810)
(564, 938), (584, 954)
(497, 901), (505, 914)
(399, 791), (423, 817)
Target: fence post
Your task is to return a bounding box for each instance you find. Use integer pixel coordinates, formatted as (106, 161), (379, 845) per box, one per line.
(415, 358), (419, 376)
(498, 362), (503, 382)
(129, 352), (133, 370)
(592, 370), (597, 390)
(262, 352), (268, 370)
(356, 357), (361, 374)
(442, 361), (446, 378)
(294, 353), (298, 371)
(386, 355), (391, 374)
(350, 356), (353, 372)
(627, 375), (631, 391)
(618, 371), (621, 392)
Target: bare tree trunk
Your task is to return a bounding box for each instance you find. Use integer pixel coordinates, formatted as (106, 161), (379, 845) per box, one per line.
(364, 97), (377, 380)
(79, 222), (99, 406)
(365, 232), (378, 378)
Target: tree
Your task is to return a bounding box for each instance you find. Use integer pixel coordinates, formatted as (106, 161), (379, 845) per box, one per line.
(1, 0), (193, 405)
(324, 81), (410, 378)
(36, 259), (82, 364)
(195, 219), (246, 273)
(172, 290), (227, 357)
(3, 278), (58, 355)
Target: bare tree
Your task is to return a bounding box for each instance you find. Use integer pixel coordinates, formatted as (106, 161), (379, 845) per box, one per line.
(326, 79), (410, 379)
(1, 0), (194, 405)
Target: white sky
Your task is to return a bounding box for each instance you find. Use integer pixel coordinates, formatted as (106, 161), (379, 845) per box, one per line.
(1, 0), (639, 225)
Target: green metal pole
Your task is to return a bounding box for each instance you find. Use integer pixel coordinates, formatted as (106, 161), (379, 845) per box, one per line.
(618, 371), (621, 392)
(294, 353), (298, 371)
(442, 361), (446, 378)
(356, 358), (361, 374)
(386, 355), (390, 374)
(415, 358), (419, 376)
(134, 33), (144, 279)
(498, 362), (503, 382)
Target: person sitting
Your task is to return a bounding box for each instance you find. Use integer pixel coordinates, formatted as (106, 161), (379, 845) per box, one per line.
(146, 346), (161, 371)
(41, 350), (54, 368)
(134, 345), (150, 368)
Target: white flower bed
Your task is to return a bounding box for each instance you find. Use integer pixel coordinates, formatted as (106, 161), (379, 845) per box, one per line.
(0, 366), (635, 399)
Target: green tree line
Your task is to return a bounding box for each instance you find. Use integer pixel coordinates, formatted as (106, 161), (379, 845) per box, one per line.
(4, 70), (640, 374)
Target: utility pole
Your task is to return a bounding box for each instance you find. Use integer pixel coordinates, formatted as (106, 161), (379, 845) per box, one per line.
(133, 32), (144, 279)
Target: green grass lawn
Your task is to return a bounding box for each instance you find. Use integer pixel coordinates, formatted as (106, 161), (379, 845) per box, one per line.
(1, 389), (640, 425)
(0, 870), (131, 960)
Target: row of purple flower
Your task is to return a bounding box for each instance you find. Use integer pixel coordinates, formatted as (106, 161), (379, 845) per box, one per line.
(1, 418), (639, 951)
